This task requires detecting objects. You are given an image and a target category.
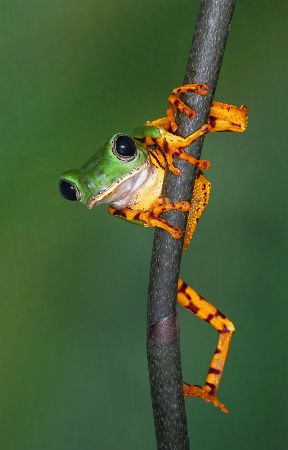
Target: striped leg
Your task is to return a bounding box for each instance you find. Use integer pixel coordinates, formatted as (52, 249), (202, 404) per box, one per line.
(164, 83), (247, 134)
(146, 83), (209, 134)
(108, 198), (190, 239)
(177, 279), (235, 413)
(209, 102), (248, 133)
(166, 83), (209, 131)
(153, 126), (212, 176)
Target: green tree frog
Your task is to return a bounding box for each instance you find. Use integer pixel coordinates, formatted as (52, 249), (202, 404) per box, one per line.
(59, 84), (248, 412)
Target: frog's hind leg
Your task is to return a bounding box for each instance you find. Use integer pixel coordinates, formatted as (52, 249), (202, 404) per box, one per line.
(177, 279), (235, 413)
(182, 170), (211, 254)
(209, 102), (248, 133)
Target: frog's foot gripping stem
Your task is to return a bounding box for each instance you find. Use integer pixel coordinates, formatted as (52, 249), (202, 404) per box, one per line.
(108, 198), (190, 239)
(167, 83), (209, 132)
(158, 126), (212, 176)
(165, 83), (248, 135)
(141, 125), (212, 176)
(146, 83), (248, 176)
(144, 198), (190, 238)
(177, 279), (235, 413)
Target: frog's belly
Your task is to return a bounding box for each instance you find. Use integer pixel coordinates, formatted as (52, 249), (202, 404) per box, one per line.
(128, 165), (165, 211)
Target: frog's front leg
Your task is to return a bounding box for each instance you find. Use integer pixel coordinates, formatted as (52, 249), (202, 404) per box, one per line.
(134, 127), (211, 176)
(164, 83), (248, 134)
(177, 279), (235, 413)
(147, 83), (209, 133)
(154, 126), (212, 176)
(166, 83), (209, 131)
(108, 198), (190, 239)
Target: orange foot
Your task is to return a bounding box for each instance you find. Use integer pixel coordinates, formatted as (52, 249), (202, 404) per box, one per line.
(183, 382), (229, 413)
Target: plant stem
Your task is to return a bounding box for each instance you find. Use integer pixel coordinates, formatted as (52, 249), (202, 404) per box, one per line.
(147, 1), (237, 449)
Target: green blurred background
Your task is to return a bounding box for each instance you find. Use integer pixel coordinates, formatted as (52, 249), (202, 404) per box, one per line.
(1, 1), (287, 449)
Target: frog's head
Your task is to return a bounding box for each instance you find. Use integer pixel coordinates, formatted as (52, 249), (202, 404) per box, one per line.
(59, 134), (148, 208)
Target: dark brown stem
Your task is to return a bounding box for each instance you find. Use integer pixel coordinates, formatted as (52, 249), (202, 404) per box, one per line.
(147, 1), (237, 449)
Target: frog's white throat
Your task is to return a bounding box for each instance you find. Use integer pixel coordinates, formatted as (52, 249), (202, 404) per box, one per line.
(87, 160), (155, 209)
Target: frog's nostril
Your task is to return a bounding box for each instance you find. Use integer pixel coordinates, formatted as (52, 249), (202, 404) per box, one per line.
(59, 179), (79, 201)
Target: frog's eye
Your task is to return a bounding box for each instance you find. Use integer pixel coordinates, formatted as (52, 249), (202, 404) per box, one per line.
(59, 179), (80, 201)
(113, 134), (137, 161)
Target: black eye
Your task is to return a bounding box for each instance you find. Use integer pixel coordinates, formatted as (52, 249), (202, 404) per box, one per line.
(59, 179), (79, 201)
(113, 134), (137, 160)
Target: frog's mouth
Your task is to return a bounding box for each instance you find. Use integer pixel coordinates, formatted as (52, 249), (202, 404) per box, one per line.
(87, 159), (150, 209)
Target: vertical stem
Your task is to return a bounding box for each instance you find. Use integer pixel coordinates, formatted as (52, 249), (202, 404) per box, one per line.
(147, 1), (237, 449)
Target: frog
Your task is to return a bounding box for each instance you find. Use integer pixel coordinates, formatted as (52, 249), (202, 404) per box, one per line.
(59, 83), (248, 412)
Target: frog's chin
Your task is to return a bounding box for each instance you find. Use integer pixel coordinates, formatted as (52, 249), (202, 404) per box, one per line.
(87, 160), (152, 209)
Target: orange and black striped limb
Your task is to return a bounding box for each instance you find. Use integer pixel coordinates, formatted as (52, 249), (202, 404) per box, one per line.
(108, 198), (190, 239)
(177, 279), (235, 413)
(161, 83), (248, 136)
(183, 170), (211, 253)
(142, 127), (212, 176)
(145, 87), (248, 177)
(208, 102), (248, 133)
(167, 83), (209, 132)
